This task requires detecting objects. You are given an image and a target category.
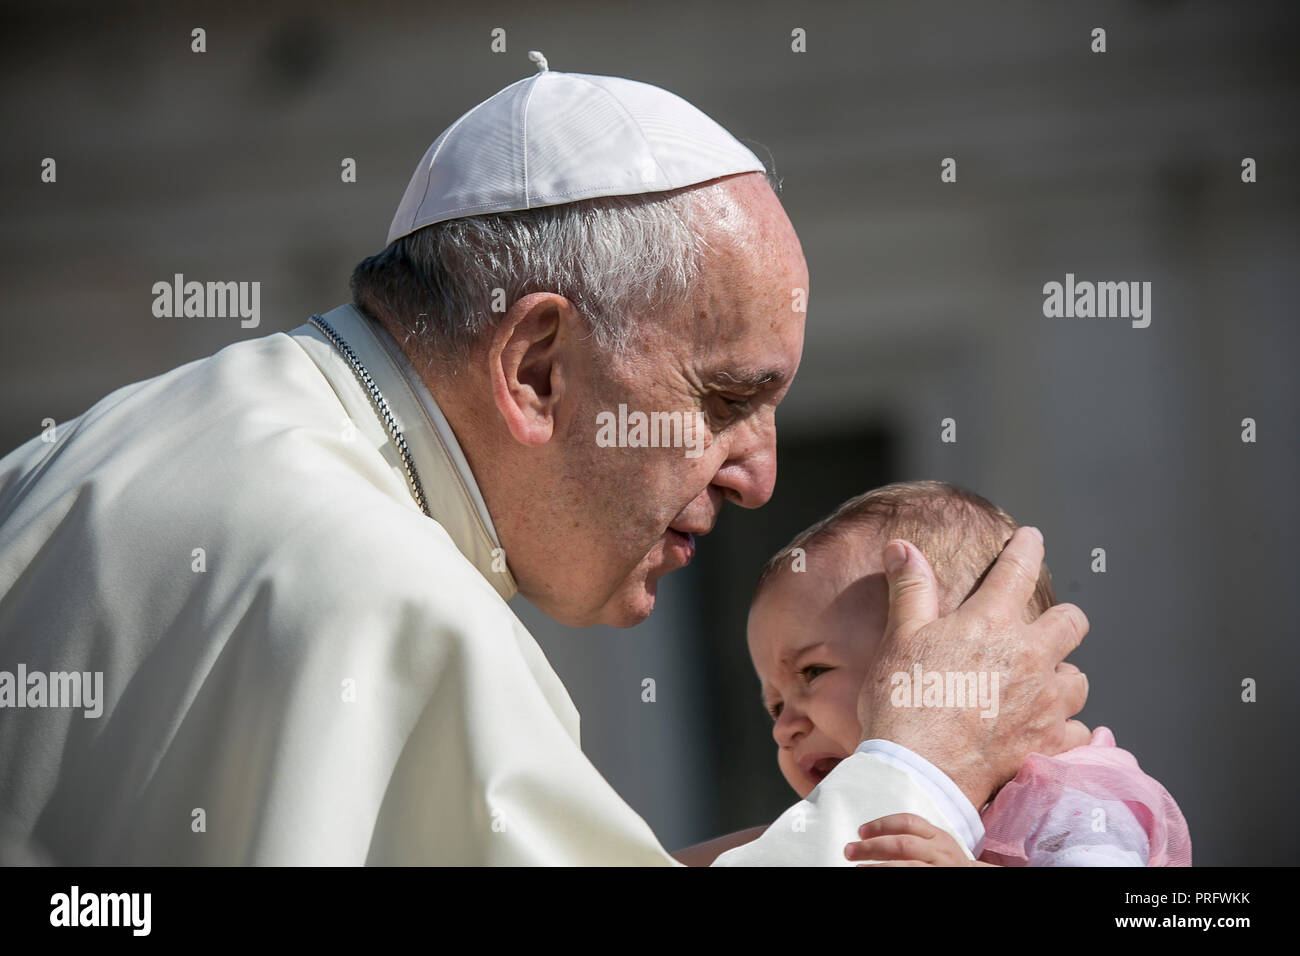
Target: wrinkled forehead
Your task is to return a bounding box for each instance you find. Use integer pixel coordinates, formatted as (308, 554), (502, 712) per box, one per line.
(628, 254), (804, 395)
(681, 182), (807, 349)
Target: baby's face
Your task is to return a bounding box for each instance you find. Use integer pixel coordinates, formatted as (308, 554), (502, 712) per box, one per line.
(747, 535), (891, 799)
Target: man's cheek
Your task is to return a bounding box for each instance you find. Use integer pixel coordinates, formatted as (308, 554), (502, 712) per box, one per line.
(604, 536), (658, 589)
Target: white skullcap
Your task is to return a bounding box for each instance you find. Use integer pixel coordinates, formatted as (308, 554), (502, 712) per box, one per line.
(385, 52), (767, 245)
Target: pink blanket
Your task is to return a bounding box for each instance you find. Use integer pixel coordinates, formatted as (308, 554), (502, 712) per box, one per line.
(977, 726), (1192, 867)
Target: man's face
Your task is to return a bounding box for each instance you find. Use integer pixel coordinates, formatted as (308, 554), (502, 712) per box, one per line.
(518, 174), (808, 627)
(746, 536), (890, 798)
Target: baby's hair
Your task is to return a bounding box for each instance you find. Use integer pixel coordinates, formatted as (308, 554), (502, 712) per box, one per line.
(755, 480), (1056, 621)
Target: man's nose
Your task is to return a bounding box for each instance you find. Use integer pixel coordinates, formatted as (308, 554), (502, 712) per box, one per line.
(711, 418), (777, 509)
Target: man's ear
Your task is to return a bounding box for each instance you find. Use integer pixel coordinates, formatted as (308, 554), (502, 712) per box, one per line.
(487, 292), (572, 446)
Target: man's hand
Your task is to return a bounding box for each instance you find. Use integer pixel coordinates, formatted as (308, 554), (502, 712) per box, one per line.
(858, 526), (1090, 809)
(845, 814), (997, 867)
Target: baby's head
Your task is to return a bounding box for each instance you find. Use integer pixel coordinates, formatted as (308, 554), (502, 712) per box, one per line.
(748, 480), (1056, 798)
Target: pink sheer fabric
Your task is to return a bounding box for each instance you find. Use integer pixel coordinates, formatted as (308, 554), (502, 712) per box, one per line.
(977, 726), (1192, 867)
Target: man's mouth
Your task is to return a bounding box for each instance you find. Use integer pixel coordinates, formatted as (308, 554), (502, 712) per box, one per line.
(665, 528), (696, 563)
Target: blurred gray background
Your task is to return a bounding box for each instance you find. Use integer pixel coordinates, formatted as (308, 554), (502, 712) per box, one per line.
(2, 0), (1296, 865)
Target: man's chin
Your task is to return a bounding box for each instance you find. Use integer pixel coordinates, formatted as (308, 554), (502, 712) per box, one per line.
(528, 576), (657, 629)
(596, 553), (699, 627)
(595, 577), (659, 628)
(530, 550), (680, 628)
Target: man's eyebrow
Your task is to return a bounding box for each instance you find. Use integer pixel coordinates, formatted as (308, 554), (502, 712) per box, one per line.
(704, 367), (786, 390)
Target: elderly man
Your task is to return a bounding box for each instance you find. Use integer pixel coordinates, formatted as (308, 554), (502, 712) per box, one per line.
(0, 58), (1089, 865)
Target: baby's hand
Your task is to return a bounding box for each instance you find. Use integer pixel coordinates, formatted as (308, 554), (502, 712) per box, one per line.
(844, 813), (997, 867)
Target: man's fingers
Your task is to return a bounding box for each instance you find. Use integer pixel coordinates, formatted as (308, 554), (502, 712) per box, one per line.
(963, 526), (1044, 619)
(1057, 668), (1089, 720)
(1035, 601), (1090, 660)
(1061, 718), (1091, 751)
(881, 539), (939, 635)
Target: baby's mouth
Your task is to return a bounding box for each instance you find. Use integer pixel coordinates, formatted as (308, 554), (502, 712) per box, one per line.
(807, 756), (843, 783)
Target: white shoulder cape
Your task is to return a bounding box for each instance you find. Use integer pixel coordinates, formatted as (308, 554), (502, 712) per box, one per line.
(0, 304), (970, 865)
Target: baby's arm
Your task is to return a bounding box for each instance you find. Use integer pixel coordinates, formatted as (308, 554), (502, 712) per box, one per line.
(845, 796), (1151, 867)
(976, 726), (1191, 866)
(1020, 787), (1149, 867)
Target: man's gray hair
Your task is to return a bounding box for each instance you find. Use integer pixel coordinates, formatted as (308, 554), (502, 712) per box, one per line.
(350, 170), (780, 363)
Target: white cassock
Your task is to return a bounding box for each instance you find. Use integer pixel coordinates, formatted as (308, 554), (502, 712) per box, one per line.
(0, 304), (983, 865)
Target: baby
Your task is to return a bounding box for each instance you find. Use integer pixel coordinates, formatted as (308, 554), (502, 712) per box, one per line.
(748, 480), (1191, 866)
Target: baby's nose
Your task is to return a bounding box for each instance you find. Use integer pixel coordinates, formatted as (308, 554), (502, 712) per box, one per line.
(772, 708), (809, 748)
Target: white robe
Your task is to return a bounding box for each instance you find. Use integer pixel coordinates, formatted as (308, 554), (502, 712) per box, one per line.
(0, 303), (977, 865)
